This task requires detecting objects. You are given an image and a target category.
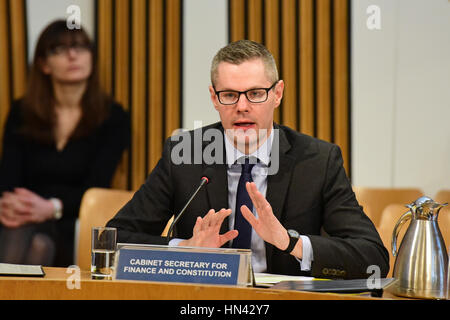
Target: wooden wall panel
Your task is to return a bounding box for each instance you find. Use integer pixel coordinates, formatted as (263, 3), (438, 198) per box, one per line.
(114, 0), (130, 109)
(230, 0), (246, 41)
(97, 0), (113, 95)
(316, 0), (332, 142)
(130, 0), (147, 190)
(96, 0), (183, 190)
(97, 0), (128, 189)
(0, 0), (27, 157)
(333, 0), (350, 174)
(299, 0), (315, 137)
(247, 0), (263, 43)
(229, 0), (351, 175)
(281, 0), (298, 129)
(0, 0), (11, 151)
(264, 0), (280, 124)
(148, 0), (164, 172)
(110, 0), (131, 190)
(165, 0), (181, 139)
(9, 0), (27, 99)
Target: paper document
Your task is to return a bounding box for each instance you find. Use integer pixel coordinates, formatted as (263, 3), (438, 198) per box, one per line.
(254, 272), (314, 286)
(0, 263), (45, 277)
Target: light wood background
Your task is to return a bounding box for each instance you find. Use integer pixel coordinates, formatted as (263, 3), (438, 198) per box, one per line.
(96, 0), (182, 190)
(229, 0), (351, 175)
(0, 0), (28, 158)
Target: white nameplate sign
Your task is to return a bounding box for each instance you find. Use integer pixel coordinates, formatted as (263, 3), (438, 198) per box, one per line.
(113, 244), (253, 286)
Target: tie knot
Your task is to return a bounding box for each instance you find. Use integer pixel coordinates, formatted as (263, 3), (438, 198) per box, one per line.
(237, 157), (256, 174)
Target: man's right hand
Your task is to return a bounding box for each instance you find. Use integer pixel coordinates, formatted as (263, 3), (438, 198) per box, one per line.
(179, 208), (238, 248)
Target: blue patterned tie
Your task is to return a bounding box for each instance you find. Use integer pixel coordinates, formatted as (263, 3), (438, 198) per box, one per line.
(232, 157), (256, 249)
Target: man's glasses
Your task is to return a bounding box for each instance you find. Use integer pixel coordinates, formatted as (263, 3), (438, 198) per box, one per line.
(214, 81), (278, 105)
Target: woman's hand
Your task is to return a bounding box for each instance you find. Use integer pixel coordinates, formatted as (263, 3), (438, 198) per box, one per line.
(0, 192), (28, 228)
(0, 188), (55, 228)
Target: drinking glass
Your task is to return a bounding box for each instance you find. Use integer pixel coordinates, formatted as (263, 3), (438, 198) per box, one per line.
(91, 227), (117, 279)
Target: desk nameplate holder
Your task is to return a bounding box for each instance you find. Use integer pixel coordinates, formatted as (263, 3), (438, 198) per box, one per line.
(113, 243), (253, 286)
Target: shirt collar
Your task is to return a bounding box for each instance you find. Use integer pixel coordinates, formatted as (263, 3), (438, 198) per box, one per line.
(224, 127), (274, 167)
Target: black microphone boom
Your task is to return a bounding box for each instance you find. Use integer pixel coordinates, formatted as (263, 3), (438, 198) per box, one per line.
(166, 168), (213, 241)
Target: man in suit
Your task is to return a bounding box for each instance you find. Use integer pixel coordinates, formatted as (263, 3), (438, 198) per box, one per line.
(107, 40), (389, 279)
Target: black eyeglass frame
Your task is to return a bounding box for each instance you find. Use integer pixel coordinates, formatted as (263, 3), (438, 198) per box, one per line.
(213, 80), (279, 105)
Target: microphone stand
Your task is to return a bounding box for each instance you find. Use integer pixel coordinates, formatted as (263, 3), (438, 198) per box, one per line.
(166, 176), (209, 241)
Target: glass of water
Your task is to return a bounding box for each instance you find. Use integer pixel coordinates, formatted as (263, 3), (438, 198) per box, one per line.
(91, 227), (117, 280)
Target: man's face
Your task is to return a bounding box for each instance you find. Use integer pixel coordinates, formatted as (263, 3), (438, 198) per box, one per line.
(209, 58), (284, 153)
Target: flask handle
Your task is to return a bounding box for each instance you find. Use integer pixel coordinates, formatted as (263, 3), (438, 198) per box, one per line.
(391, 210), (412, 257)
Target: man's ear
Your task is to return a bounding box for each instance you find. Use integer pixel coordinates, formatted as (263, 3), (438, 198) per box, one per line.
(274, 80), (284, 108)
(209, 85), (220, 111)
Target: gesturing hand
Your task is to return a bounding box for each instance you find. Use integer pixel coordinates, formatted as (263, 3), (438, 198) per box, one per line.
(240, 182), (291, 252)
(179, 208), (238, 248)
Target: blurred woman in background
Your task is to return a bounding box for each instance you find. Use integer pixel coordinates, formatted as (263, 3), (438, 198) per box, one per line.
(0, 20), (130, 267)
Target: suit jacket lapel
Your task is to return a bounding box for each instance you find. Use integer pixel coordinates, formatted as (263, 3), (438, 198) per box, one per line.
(266, 125), (295, 221)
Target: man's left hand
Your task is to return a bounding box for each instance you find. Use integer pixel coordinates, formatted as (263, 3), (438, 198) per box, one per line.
(241, 182), (302, 258)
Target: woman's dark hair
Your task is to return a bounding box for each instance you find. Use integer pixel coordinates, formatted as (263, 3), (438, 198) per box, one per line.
(21, 19), (110, 144)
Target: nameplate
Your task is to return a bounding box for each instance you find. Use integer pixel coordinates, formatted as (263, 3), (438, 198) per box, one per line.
(114, 244), (252, 286)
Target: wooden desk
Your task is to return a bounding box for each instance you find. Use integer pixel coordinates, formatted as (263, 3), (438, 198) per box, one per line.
(0, 267), (399, 300)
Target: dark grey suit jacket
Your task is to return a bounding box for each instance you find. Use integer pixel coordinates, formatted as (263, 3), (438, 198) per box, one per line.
(107, 122), (389, 279)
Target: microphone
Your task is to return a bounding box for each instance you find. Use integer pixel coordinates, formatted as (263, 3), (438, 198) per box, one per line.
(166, 167), (214, 241)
